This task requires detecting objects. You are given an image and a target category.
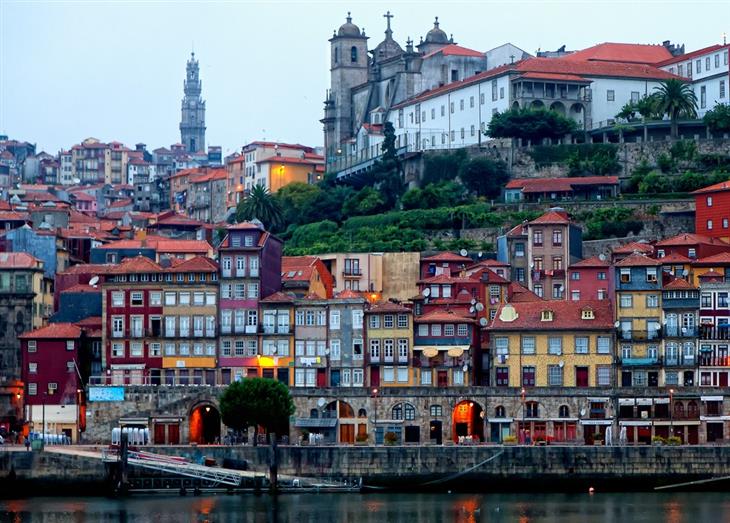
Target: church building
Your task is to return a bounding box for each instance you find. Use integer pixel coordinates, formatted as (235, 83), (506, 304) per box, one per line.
(180, 52), (207, 153)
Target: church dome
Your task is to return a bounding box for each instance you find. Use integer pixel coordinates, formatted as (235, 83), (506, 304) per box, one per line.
(424, 17), (448, 44)
(374, 38), (403, 61)
(338, 13), (361, 37)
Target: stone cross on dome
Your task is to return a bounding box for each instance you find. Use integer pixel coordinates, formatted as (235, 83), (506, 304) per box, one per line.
(383, 11), (394, 37)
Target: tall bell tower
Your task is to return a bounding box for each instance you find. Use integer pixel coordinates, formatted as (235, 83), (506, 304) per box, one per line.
(180, 52), (206, 153)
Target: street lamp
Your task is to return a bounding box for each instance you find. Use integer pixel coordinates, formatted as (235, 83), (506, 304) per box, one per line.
(669, 388), (675, 437)
(520, 387), (526, 444)
(371, 387), (379, 445)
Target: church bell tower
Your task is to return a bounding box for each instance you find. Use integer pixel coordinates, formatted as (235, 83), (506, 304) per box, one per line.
(180, 52), (206, 153)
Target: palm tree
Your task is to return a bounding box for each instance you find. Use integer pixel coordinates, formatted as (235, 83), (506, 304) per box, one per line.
(235, 184), (283, 231)
(653, 79), (698, 139)
(636, 94), (659, 143)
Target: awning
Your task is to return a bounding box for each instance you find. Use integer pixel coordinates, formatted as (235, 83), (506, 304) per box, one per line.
(119, 418), (149, 425)
(701, 396), (723, 402)
(488, 418), (513, 423)
(619, 420), (651, 426)
(294, 418), (337, 428)
(653, 398), (670, 404)
(618, 399), (635, 406)
(700, 416), (730, 421)
(415, 345), (470, 358)
(111, 364), (146, 370)
(653, 420), (701, 426)
(580, 419), (613, 426)
(587, 397), (610, 403)
(636, 398), (653, 405)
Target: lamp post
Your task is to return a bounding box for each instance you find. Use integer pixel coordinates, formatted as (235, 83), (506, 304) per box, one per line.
(371, 387), (379, 445)
(520, 387), (526, 445)
(669, 388), (675, 438)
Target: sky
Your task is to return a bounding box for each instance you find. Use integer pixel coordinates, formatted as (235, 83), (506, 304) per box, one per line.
(1, 0), (728, 156)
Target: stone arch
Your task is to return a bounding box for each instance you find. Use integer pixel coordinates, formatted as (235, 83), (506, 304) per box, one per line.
(558, 405), (570, 418)
(569, 103), (585, 127)
(530, 100), (544, 109)
(392, 402), (417, 421)
(351, 46), (358, 63)
(357, 408), (367, 418)
(549, 101), (566, 116)
(188, 400), (221, 444)
(512, 101), (520, 110)
(452, 400), (484, 443)
(494, 405), (506, 418)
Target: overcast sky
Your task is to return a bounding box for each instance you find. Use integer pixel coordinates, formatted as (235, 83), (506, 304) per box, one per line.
(1, 1), (728, 155)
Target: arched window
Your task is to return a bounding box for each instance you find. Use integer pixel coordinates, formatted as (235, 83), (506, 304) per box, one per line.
(495, 405), (506, 418)
(392, 403), (403, 420)
(334, 47), (339, 64)
(338, 401), (354, 418)
(674, 401), (685, 419)
(358, 408), (367, 418)
(351, 46), (358, 63)
(430, 405), (443, 417)
(310, 408), (319, 418)
(526, 401), (539, 418)
(687, 400), (699, 418)
(404, 403), (416, 421)
(558, 405), (570, 418)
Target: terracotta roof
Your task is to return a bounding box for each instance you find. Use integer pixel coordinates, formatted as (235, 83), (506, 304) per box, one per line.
(692, 180), (730, 195)
(615, 253), (662, 267)
(612, 241), (654, 255)
(507, 281), (543, 303)
(107, 198), (133, 209)
(657, 252), (692, 264)
(472, 267), (510, 284)
(96, 237), (212, 254)
(419, 274), (476, 284)
(506, 176), (619, 193)
(570, 256), (611, 268)
(59, 263), (117, 275)
(421, 252), (472, 263)
(62, 283), (101, 293)
(423, 43), (484, 59)
(505, 224), (527, 238)
(227, 222), (263, 230)
(109, 255), (162, 274)
(0, 252), (42, 269)
(166, 256), (218, 272)
(414, 309), (475, 323)
(256, 156), (323, 166)
(0, 211), (29, 221)
(656, 44), (729, 67)
(490, 300), (614, 331)
(335, 289), (364, 300)
(19, 323), (82, 339)
(366, 301), (411, 314)
(260, 291), (296, 303)
(153, 214), (204, 227)
(699, 268), (724, 279)
(467, 259), (510, 269)
(562, 42), (673, 64)
(361, 123), (383, 134)
(75, 316), (102, 327)
(693, 252), (730, 265)
(71, 192), (96, 202)
(655, 233), (730, 247)
(528, 210), (570, 225)
(190, 168), (227, 183)
(663, 278), (695, 290)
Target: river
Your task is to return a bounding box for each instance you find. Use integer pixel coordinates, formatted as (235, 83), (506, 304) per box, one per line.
(2, 492), (730, 522)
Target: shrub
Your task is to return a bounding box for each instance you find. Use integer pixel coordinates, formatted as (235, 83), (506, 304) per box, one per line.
(669, 140), (697, 162)
(703, 103), (730, 133)
(593, 432), (604, 441)
(384, 431), (398, 445)
(638, 171), (673, 194)
(667, 436), (681, 446)
(356, 433), (369, 443)
(656, 153), (673, 173)
(502, 435), (518, 444)
(487, 107), (578, 141)
(652, 435), (666, 445)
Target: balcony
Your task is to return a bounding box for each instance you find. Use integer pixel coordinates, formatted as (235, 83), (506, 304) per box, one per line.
(620, 356), (661, 366)
(700, 326), (730, 341)
(261, 326), (291, 335)
(342, 268), (362, 278)
(699, 353), (730, 367)
(664, 326), (698, 338)
(664, 355), (696, 367)
(617, 329), (662, 342)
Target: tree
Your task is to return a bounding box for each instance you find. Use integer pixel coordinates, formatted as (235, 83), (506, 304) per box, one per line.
(635, 94), (660, 142)
(365, 121), (405, 209)
(616, 101), (637, 122)
(219, 378), (294, 445)
(653, 79), (698, 139)
(703, 103), (730, 134)
(458, 157), (510, 198)
(235, 185), (283, 231)
(275, 182), (322, 226)
(487, 107), (578, 143)
(342, 187), (387, 216)
(422, 149), (468, 184)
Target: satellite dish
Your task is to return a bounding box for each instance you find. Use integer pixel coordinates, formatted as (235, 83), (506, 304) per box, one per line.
(558, 360), (564, 368)
(72, 177), (81, 184)
(325, 348), (330, 355)
(469, 306), (476, 314)
(475, 303), (484, 312)
(462, 364), (468, 372)
(614, 321), (620, 328)
(88, 276), (100, 286)
(317, 398), (326, 408)
(580, 409), (586, 417)
(478, 252), (483, 258)
(529, 262), (534, 268)
(271, 347), (277, 354)
(460, 249), (468, 257)
(470, 299), (477, 305)
(422, 288), (431, 297)
(682, 269), (689, 276)
(598, 254), (606, 261)
(479, 317), (488, 327)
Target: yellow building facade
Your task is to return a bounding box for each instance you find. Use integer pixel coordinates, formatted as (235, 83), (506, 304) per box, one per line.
(365, 303), (414, 387)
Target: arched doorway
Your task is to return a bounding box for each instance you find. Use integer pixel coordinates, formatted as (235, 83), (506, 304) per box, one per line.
(189, 404), (221, 444)
(569, 103), (585, 127)
(530, 100), (545, 109)
(550, 101), (566, 116)
(452, 400), (484, 443)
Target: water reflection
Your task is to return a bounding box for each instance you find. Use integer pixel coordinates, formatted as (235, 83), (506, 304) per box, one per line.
(2, 492), (730, 522)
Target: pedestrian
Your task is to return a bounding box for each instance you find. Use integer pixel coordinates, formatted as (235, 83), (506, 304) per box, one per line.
(24, 436), (30, 451)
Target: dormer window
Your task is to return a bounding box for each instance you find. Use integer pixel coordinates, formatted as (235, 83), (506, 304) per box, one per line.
(582, 308), (595, 320)
(657, 250), (665, 258)
(620, 268), (631, 283)
(541, 310), (554, 322)
(646, 268), (658, 283)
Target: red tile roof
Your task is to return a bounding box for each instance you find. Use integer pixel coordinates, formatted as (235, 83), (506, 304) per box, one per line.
(505, 224), (527, 238)
(109, 255), (162, 274)
(518, 72), (589, 82)
(570, 256), (611, 268)
(0, 211), (29, 221)
(467, 259), (510, 269)
(506, 176), (619, 193)
(62, 283), (101, 293)
(489, 300), (613, 331)
(421, 252), (472, 263)
(663, 278), (695, 290)
(615, 253), (662, 267)
(96, 237), (212, 254)
(19, 323), (82, 339)
(0, 252), (42, 269)
(260, 291), (296, 303)
(658, 252), (692, 264)
(699, 268), (724, 279)
(562, 42), (673, 64)
(655, 233), (730, 247)
(256, 156), (323, 166)
(612, 241), (654, 255)
(166, 255), (218, 272)
(189, 168), (227, 183)
(107, 198), (133, 209)
(419, 273), (476, 284)
(656, 44), (729, 67)
(227, 221), (263, 230)
(59, 263), (118, 275)
(692, 179), (730, 195)
(335, 289), (365, 300)
(423, 43), (484, 59)
(414, 309), (475, 323)
(507, 281), (543, 303)
(692, 252), (730, 265)
(366, 301), (411, 314)
(528, 210), (570, 225)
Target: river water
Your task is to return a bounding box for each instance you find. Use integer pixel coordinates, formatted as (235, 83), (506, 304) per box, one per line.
(2, 492), (729, 522)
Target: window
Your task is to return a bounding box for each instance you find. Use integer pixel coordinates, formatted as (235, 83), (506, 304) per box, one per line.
(620, 294), (633, 308)
(28, 362), (37, 373)
(706, 56), (711, 70)
(130, 342), (143, 357)
(607, 90), (615, 101)
(525, 401), (539, 418)
(444, 324), (455, 337)
(351, 46), (357, 63)
(453, 369), (464, 385)
(431, 324), (442, 336)
(631, 91), (640, 104)
(492, 80), (498, 101)
(384, 314), (394, 328)
(165, 292), (176, 306)
(111, 291), (124, 307)
(353, 338), (363, 359)
(521, 336), (536, 354)
(597, 271), (607, 281)
(646, 294), (659, 308)
(688, 248), (696, 258)
(707, 219), (713, 230)
(548, 337), (562, 355)
(646, 268), (658, 283)
(571, 290), (580, 301)
(165, 316), (176, 337)
(571, 271), (580, 281)
(515, 242), (525, 257)
(534, 285), (543, 298)
(522, 366), (536, 387)
(533, 230), (543, 246)
(27, 340), (36, 353)
(112, 316), (124, 338)
(397, 314), (408, 328)
(620, 268), (631, 283)
(112, 342), (124, 357)
(696, 59), (701, 74)
(552, 229), (563, 246)
(575, 336), (589, 354)
(495, 337), (509, 355)
(700, 86), (706, 109)
(28, 383), (37, 395)
(597, 337), (611, 354)
(150, 292), (162, 306)
(541, 310), (553, 321)
(149, 342), (161, 357)
(720, 80), (726, 99)
(457, 324), (468, 337)
(430, 405), (442, 416)
(495, 367), (509, 386)
(548, 365), (563, 386)
(420, 369), (432, 385)
(352, 310), (363, 329)
(47, 383), (58, 394)
(552, 257), (563, 271)
(397, 367), (409, 383)
(330, 310), (340, 330)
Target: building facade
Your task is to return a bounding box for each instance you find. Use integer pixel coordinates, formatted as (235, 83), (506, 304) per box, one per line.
(180, 53), (206, 153)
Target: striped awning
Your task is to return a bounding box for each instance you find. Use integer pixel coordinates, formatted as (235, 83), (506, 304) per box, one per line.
(415, 345), (470, 358)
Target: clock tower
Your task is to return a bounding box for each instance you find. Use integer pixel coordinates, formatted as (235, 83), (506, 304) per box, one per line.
(180, 52), (206, 153)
